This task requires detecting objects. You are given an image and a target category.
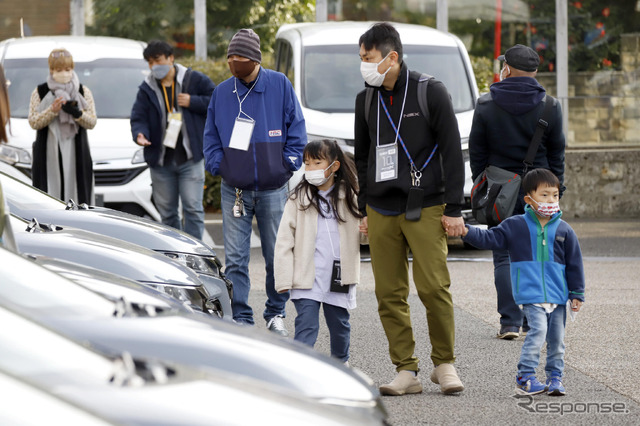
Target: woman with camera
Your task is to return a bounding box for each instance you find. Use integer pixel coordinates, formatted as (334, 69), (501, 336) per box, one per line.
(28, 48), (96, 205)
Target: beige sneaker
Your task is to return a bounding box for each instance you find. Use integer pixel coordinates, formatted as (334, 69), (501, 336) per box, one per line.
(430, 363), (464, 394)
(379, 371), (423, 396)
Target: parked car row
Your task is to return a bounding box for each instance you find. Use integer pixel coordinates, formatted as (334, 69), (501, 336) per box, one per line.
(0, 158), (388, 423)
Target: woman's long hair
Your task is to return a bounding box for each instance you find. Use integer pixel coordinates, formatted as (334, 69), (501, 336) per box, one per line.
(292, 139), (362, 222)
(0, 64), (10, 143)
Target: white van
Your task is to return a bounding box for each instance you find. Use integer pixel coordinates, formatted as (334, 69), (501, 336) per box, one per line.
(0, 36), (160, 220)
(275, 21), (479, 214)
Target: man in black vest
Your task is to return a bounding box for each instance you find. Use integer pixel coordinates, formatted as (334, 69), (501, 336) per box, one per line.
(469, 44), (566, 340)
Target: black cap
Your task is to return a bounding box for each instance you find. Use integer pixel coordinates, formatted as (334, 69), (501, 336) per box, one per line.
(498, 44), (539, 72)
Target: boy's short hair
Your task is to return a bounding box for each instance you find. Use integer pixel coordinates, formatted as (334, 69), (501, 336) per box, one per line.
(359, 22), (403, 63)
(143, 40), (174, 62)
(523, 168), (560, 194)
(48, 49), (73, 70)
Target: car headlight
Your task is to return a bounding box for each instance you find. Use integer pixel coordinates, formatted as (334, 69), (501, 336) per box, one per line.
(131, 148), (146, 164)
(144, 283), (207, 312)
(0, 144), (32, 165)
(162, 252), (220, 277)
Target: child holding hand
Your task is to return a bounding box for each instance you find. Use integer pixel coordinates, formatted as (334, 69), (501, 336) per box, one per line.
(459, 168), (585, 396)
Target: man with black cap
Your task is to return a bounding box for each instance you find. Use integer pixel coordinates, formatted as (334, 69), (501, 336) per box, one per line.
(469, 43), (566, 340)
(203, 29), (306, 336)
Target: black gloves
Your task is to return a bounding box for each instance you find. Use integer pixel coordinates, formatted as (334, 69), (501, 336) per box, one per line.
(61, 101), (83, 119)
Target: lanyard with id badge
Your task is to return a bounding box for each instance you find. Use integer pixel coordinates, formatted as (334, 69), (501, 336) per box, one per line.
(378, 70), (438, 221)
(161, 82), (182, 149)
(228, 76), (259, 151)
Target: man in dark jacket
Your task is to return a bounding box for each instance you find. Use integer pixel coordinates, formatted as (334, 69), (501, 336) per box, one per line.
(469, 44), (565, 340)
(131, 40), (215, 239)
(355, 22), (465, 396)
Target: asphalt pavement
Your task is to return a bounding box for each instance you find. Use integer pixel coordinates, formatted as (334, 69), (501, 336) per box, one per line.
(205, 214), (640, 425)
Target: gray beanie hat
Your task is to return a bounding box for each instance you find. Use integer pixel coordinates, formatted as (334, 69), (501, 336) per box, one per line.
(227, 29), (262, 63)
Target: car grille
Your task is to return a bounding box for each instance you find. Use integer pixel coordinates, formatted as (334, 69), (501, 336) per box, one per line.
(94, 166), (147, 186)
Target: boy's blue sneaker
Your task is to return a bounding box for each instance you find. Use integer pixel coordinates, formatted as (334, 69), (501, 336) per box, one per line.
(546, 376), (566, 396)
(515, 374), (547, 395)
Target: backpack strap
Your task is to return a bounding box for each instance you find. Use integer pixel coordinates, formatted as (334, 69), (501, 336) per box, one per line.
(523, 95), (555, 174)
(414, 71), (433, 125)
(364, 86), (374, 126)
(364, 72), (433, 126)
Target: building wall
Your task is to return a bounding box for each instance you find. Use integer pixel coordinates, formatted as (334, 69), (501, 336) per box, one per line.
(0, 0), (70, 40)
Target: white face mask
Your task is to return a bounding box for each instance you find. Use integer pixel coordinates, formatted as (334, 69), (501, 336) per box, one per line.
(52, 70), (73, 84)
(499, 65), (510, 82)
(360, 51), (393, 87)
(530, 198), (560, 217)
(304, 161), (335, 187)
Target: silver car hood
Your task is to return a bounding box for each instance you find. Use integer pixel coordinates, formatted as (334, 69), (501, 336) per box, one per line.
(10, 215), (203, 287)
(31, 255), (190, 315)
(50, 314), (380, 406)
(0, 171), (216, 256)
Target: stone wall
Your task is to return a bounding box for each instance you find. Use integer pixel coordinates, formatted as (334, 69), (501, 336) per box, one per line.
(563, 149), (640, 218)
(537, 33), (640, 148)
(536, 33), (640, 218)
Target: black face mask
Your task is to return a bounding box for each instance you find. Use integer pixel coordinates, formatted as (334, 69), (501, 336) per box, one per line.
(228, 60), (257, 81)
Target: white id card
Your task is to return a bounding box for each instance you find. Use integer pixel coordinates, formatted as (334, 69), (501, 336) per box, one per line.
(376, 144), (398, 182)
(229, 117), (255, 151)
(163, 112), (182, 149)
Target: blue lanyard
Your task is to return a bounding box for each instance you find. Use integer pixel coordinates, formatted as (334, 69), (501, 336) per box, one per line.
(378, 82), (438, 180)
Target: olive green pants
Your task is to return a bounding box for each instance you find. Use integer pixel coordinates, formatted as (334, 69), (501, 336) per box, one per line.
(367, 205), (456, 372)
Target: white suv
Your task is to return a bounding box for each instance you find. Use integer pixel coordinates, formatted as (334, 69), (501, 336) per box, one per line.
(275, 21), (479, 214)
(0, 36), (160, 220)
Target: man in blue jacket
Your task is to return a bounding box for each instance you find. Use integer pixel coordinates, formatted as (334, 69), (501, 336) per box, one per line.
(131, 40), (215, 239)
(469, 44), (566, 340)
(203, 29), (306, 335)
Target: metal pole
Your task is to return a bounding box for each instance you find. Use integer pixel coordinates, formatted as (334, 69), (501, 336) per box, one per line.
(493, 0), (502, 83)
(316, 0), (328, 22)
(70, 0), (85, 36)
(194, 0), (207, 60)
(556, 0), (569, 140)
(436, 0), (448, 33)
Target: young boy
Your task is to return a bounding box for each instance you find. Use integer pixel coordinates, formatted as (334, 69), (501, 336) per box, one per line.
(459, 168), (585, 396)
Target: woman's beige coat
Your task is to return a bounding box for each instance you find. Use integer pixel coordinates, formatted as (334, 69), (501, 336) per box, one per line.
(275, 186), (366, 293)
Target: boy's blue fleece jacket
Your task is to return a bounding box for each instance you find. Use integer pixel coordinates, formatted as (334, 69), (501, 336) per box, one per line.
(462, 206), (585, 305)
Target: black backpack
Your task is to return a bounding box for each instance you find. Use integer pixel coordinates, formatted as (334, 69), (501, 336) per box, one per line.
(364, 71), (433, 126)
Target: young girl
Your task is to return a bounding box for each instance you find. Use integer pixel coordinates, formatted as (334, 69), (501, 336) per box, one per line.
(275, 139), (366, 364)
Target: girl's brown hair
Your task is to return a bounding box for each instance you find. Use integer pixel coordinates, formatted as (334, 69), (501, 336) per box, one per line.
(292, 139), (362, 222)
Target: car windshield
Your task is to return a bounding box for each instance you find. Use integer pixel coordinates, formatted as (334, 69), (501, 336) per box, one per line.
(303, 44), (474, 114)
(4, 58), (148, 119)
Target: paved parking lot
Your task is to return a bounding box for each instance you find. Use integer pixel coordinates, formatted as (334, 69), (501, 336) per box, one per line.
(206, 215), (640, 424)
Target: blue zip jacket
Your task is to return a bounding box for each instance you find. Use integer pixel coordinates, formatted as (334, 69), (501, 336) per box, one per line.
(130, 64), (215, 167)
(463, 205), (585, 305)
(203, 67), (306, 190)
